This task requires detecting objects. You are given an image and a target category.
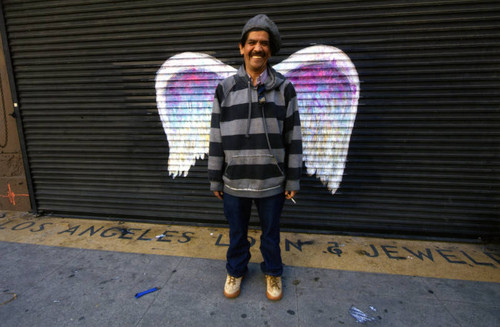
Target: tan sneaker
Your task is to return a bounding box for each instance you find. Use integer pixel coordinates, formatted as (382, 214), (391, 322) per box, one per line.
(224, 274), (243, 298)
(265, 275), (283, 301)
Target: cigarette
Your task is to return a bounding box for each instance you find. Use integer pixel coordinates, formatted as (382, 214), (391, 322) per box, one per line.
(290, 197), (296, 204)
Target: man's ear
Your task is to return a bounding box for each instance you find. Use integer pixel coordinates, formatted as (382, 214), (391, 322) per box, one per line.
(239, 43), (244, 55)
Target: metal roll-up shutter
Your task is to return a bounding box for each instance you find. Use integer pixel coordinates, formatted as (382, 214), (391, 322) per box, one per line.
(1, 0), (499, 240)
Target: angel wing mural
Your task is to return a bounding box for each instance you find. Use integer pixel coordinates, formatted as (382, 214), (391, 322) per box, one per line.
(155, 45), (359, 195)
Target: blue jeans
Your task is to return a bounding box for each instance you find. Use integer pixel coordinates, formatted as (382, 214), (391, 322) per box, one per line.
(223, 192), (285, 277)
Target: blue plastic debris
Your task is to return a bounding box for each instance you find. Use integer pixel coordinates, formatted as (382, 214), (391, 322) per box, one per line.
(135, 287), (160, 299)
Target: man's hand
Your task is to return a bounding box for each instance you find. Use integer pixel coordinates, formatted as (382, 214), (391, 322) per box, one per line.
(213, 191), (224, 200)
(285, 190), (297, 200)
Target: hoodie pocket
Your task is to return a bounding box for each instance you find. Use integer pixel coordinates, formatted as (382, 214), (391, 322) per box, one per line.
(223, 154), (285, 192)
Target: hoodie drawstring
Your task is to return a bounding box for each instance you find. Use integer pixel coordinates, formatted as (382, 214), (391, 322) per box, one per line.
(245, 80), (252, 138)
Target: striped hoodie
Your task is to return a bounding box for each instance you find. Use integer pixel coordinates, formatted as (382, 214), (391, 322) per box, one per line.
(208, 64), (303, 198)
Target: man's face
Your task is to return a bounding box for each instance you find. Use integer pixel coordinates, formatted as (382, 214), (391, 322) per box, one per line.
(239, 30), (271, 76)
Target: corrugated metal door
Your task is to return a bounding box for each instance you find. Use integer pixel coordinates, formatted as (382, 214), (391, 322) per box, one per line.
(1, 0), (499, 240)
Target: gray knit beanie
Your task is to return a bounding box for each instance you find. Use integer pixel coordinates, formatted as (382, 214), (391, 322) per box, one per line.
(240, 14), (282, 55)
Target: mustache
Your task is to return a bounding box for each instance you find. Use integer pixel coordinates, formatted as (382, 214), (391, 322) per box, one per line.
(250, 51), (266, 57)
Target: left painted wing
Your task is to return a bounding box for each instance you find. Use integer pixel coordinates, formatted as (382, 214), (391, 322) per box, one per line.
(155, 52), (236, 177)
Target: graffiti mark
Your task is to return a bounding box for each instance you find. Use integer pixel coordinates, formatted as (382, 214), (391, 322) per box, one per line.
(0, 215), (498, 282)
(156, 45), (359, 195)
(0, 183), (29, 206)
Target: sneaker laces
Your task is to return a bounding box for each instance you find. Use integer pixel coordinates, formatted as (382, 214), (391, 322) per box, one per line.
(228, 276), (238, 286)
(267, 276), (281, 290)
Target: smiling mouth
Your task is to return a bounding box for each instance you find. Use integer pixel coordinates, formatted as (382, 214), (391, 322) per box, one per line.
(250, 52), (265, 59)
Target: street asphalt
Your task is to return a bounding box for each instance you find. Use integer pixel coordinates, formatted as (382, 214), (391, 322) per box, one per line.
(0, 240), (499, 327)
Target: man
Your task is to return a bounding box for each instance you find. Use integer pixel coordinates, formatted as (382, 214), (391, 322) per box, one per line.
(208, 14), (302, 301)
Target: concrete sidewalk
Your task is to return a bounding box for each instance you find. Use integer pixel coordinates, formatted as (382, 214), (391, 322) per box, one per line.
(0, 241), (499, 327)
